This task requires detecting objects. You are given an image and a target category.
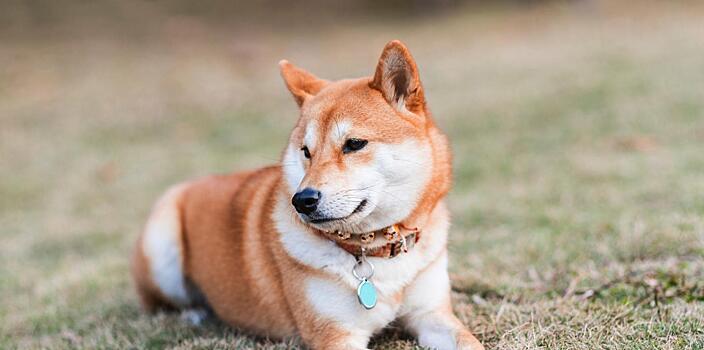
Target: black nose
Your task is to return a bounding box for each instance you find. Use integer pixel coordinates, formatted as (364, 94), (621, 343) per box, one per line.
(292, 188), (321, 215)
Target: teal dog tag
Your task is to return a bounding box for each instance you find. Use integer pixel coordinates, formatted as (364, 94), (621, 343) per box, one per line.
(353, 248), (377, 310)
(357, 279), (377, 309)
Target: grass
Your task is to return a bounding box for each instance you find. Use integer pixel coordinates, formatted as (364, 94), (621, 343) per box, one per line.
(1, 1), (703, 349)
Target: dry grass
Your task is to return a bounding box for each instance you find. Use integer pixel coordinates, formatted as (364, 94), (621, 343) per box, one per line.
(1, 1), (703, 349)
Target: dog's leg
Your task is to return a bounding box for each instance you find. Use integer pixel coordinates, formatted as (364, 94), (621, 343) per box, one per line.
(293, 301), (373, 350)
(401, 253), (484, 350)
(289, 276), (396, 350)
(298, 323), (371, 350)
(405, 310), (483, 350)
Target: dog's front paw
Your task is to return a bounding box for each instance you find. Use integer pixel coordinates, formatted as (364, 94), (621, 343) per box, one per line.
(417, 327), (456, 349)
(417, 328), (483, 350)
(412, 315), (484, 350)
(456, 332), (485, 350)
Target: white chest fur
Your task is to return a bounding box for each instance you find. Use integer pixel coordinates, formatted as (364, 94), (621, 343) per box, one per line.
(274, 199), (450, 336)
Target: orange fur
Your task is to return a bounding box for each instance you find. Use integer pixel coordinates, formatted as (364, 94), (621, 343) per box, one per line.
(131, 40), (483, 350)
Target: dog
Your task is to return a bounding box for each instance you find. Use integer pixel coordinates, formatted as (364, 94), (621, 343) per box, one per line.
(131, 40), (484, 350)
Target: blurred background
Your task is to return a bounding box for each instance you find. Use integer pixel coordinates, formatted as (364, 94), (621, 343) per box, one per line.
(1, 0), (703, 349)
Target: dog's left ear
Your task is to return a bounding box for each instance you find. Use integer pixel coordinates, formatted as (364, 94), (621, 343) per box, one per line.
(279, 60), (329, 107)
(370, 40), (426, 115)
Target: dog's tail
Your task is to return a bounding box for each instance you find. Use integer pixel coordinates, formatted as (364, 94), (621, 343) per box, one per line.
(130, 183), (191, 312)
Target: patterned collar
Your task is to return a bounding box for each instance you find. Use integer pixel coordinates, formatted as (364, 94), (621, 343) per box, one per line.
(316, 224), (421, 258)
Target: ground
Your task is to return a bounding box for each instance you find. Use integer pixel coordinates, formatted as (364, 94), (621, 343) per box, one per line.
(1, 1), (703, 349)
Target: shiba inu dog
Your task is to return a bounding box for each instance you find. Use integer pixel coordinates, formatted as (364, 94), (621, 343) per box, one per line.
(131, 40), (484, 350)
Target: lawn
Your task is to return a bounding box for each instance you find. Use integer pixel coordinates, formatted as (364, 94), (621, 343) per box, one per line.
(1, 1), (703, 349)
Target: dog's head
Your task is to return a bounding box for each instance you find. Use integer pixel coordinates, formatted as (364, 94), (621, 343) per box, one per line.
(280, 40), (450, 234)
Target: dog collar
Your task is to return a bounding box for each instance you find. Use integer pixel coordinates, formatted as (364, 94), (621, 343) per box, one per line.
(316, 223), (421, 310)
(317, 224), (421, 259)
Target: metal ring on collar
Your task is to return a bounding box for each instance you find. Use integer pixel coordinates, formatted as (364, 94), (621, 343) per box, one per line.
(352, 257), (374, 281)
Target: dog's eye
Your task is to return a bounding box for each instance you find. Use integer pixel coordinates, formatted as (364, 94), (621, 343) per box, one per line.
(300, 146), (311, 159)
(343, 138), (368, 154)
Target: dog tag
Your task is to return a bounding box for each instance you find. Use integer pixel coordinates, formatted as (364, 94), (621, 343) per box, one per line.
(352, 248), (376, 310)
(357, 279), (377, 310)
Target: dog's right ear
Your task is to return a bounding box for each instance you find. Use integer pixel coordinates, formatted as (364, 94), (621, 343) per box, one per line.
(279, 60), (329, 107)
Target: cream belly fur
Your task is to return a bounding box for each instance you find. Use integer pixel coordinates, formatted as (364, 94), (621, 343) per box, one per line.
(131, 40), (484, 350)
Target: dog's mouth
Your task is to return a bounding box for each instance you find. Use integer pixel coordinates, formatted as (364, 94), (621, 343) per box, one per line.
(309, 199), (367, 224)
